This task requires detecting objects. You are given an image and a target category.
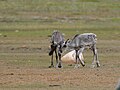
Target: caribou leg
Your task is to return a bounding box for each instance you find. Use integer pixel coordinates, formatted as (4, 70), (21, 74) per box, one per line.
(92, 45), (100, 67)
(74, 49), (79, 68)
(78, 47), (85, 67)
(55, 49), (58, 64)
(74, 48), (85, 68)
(49, 53), (54, 68)
(49, 44), (55, 68)
(56, 46), (62, 68)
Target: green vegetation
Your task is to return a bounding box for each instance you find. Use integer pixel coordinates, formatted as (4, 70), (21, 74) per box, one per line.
(0, 0), (120, 40)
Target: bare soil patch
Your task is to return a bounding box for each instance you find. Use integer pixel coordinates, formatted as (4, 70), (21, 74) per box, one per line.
(0, 39), (119, 90)
(0, 64), (119, 90)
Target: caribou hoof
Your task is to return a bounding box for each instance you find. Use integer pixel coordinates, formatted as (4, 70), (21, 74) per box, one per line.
(82, 64), (85, 67)
(96, 63), (100, 67)
(58, 65), (62, 68)
(48, 65), (54, 68)
(56, 65), (63, 68)
(56, 63), (63, 68)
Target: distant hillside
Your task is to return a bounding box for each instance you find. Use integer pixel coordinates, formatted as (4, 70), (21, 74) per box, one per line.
(0, 0), (120, 21)
(0, 0), (119, 37)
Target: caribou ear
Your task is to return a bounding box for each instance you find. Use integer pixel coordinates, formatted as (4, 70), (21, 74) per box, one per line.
(65, 39), (69, 44)
(63, 39), (69, 48)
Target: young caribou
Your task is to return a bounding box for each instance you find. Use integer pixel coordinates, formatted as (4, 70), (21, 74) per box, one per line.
(49, 31), (67, 68)
(66, 33), (100, 68)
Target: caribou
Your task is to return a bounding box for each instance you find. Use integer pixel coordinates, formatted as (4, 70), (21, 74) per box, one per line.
(66, 33), (100, 68)
(49, 30), (67, 68)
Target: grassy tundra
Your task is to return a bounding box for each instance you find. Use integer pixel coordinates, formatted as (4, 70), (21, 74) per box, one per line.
(0, 0), (120, 90)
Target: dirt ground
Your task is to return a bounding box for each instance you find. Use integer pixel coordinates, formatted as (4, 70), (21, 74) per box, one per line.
(0, 39), (120, 90)
(0, 66), (119, 90)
